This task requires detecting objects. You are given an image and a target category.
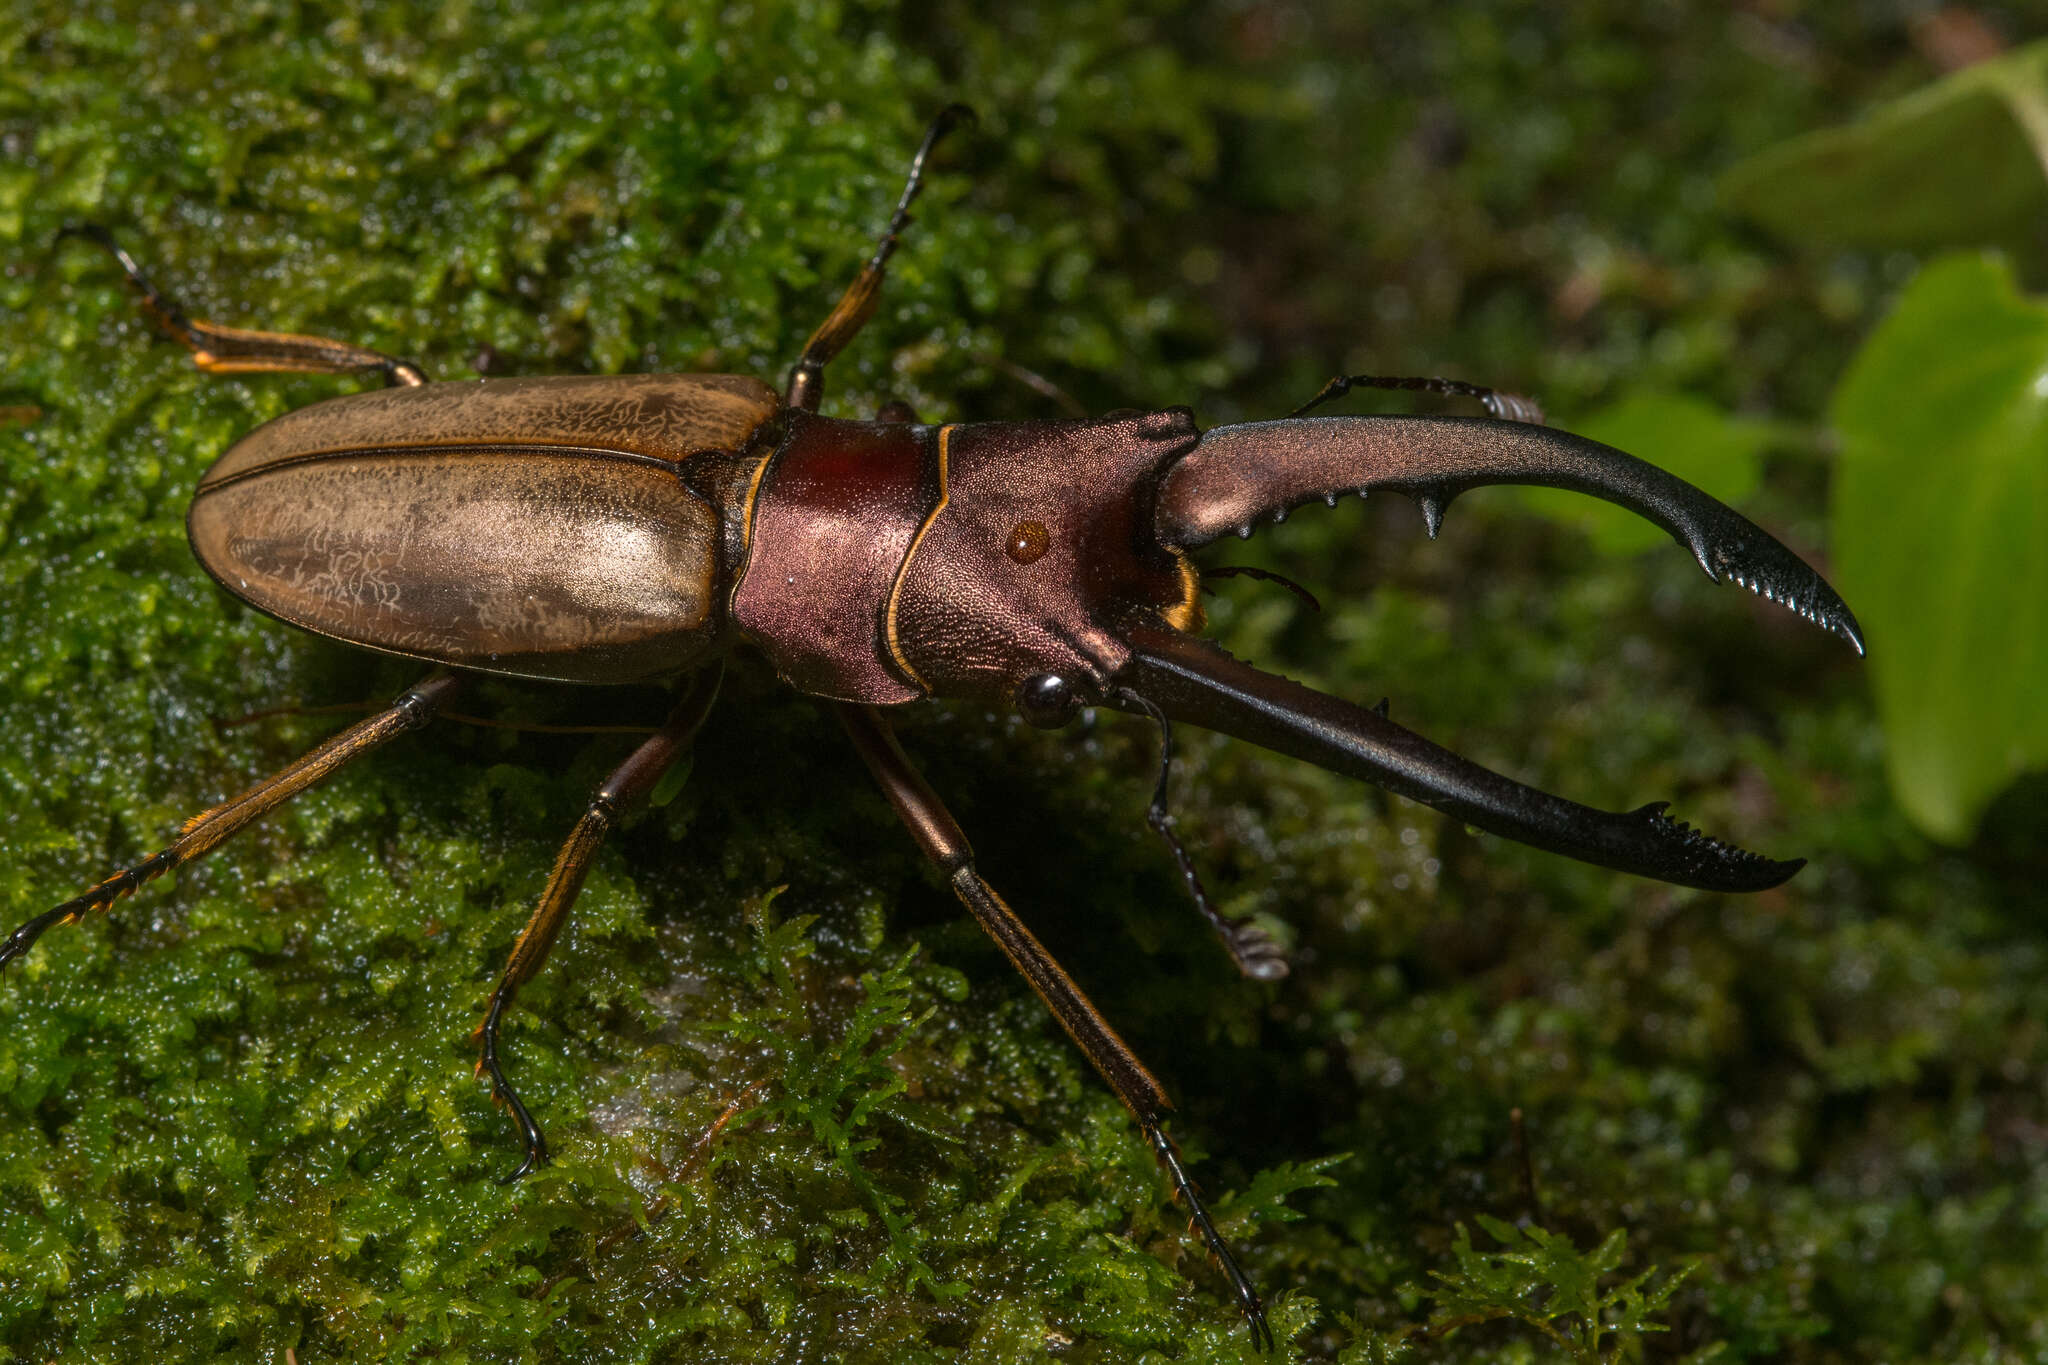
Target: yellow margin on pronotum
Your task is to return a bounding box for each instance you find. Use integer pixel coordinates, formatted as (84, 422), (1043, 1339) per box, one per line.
(725, 442), (780, 617)
(884, 423), (952, 695)
(735, 446), (776, 553)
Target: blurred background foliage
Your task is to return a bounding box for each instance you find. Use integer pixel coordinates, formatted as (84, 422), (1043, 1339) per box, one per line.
(2, 2), (2045, 1361)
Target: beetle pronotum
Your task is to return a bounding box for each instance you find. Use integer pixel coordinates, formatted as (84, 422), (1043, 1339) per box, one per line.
(6, 108), (1862, 1347)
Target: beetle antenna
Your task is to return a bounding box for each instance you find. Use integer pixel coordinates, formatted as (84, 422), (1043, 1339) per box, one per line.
(870, 103), (977, 274)
(1201, 565), (1322, 613)
(784, 105), (976, 411)
(1118, 689), (1289, 981)
(1289, 372), (1545, 425)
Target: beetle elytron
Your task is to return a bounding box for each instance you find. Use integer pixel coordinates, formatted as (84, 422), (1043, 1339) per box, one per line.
(7, 108), (1862, 1347)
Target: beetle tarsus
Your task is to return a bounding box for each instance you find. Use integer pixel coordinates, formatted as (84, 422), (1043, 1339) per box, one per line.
(58, 222), (428, 388)
(0, 849), (177, 971)
(1123, 688), (1291, 981)
(1143, 1118), (1275, 1350)
(0, 904), (85, 973)
(980, 352), (1088, 418)
(57, 222), (179, 332)
(477, 992), (553, 1183)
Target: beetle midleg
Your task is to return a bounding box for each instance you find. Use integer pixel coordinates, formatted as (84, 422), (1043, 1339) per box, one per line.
(834, 701), (1274, 1350)
(473, 663), (723, 1182)
(59, 224), (426, 387)
(1290, 372), (1544, 424)
(782, 105), (973, 412)
(0, 671), (462, 974)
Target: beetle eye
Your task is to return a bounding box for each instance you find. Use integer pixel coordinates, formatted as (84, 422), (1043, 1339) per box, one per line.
(1017, 673), (1081, 729)
(1006, 519), (1050, 564)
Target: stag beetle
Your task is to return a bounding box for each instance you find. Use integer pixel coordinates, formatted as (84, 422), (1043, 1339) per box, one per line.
(8, 107), (1863, 1348)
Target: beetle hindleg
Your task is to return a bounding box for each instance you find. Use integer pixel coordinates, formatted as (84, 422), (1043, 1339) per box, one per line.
(836, 701), (1275, 1350)
(1290, 372), (1544, 425)
(0, 671), (461, 974)
(783, 105), (973, 412)
(474, 664), (722, 1182)
(58, 224), (427, 387)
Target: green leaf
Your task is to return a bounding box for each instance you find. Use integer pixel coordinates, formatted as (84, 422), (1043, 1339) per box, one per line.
(1518, 391), (1769, 554)
(647, 751), (692, 809)
(1720, 41), (2048, 253)
(1830, 252), (2048, 842)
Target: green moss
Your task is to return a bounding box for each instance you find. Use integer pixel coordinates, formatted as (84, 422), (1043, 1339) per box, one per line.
(4, 3), (2044, 1361)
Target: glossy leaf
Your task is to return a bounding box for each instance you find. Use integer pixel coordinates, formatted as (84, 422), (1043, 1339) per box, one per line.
(1831, 252), (2048, 842)
(1720, 41), (2048, 254)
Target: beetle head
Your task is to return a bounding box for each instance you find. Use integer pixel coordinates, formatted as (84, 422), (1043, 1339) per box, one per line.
(901, 404), (1865, 895)
(887, 408), (1205, 707)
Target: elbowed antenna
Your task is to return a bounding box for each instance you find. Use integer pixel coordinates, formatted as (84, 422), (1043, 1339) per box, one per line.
(1155, 415), (1865, 656)
(1113, 623), (1803, 893)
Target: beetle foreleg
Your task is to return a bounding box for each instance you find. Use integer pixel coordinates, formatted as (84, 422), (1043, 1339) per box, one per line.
(0, 671), (462, 974)
(473, 664), (722, 1182)
(782, 105), (973, 412)
(1120, 690), (1289, 981)
(835, 701), (1275, 1349)
(58, 224), (427, 387)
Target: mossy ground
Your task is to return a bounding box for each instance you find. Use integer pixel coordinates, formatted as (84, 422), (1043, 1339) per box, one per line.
(3, 4), (2045, 1362)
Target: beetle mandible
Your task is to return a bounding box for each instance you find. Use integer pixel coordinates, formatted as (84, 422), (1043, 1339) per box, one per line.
(8, 107), (1864, 1348)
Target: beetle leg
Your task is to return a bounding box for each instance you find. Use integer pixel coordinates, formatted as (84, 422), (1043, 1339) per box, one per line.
(835, 701), (1275, 1350)
(1119, 690), (1290, 981)
(1290, 372), (1545, 424)
(0, 671), (461, 974)
(58, 224), (427, 387)
(473, 663), (722, 1182)
(783, 105), (973, 412)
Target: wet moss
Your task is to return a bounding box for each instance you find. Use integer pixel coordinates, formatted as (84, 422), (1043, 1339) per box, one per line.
(4, 3), (2044, 1361)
